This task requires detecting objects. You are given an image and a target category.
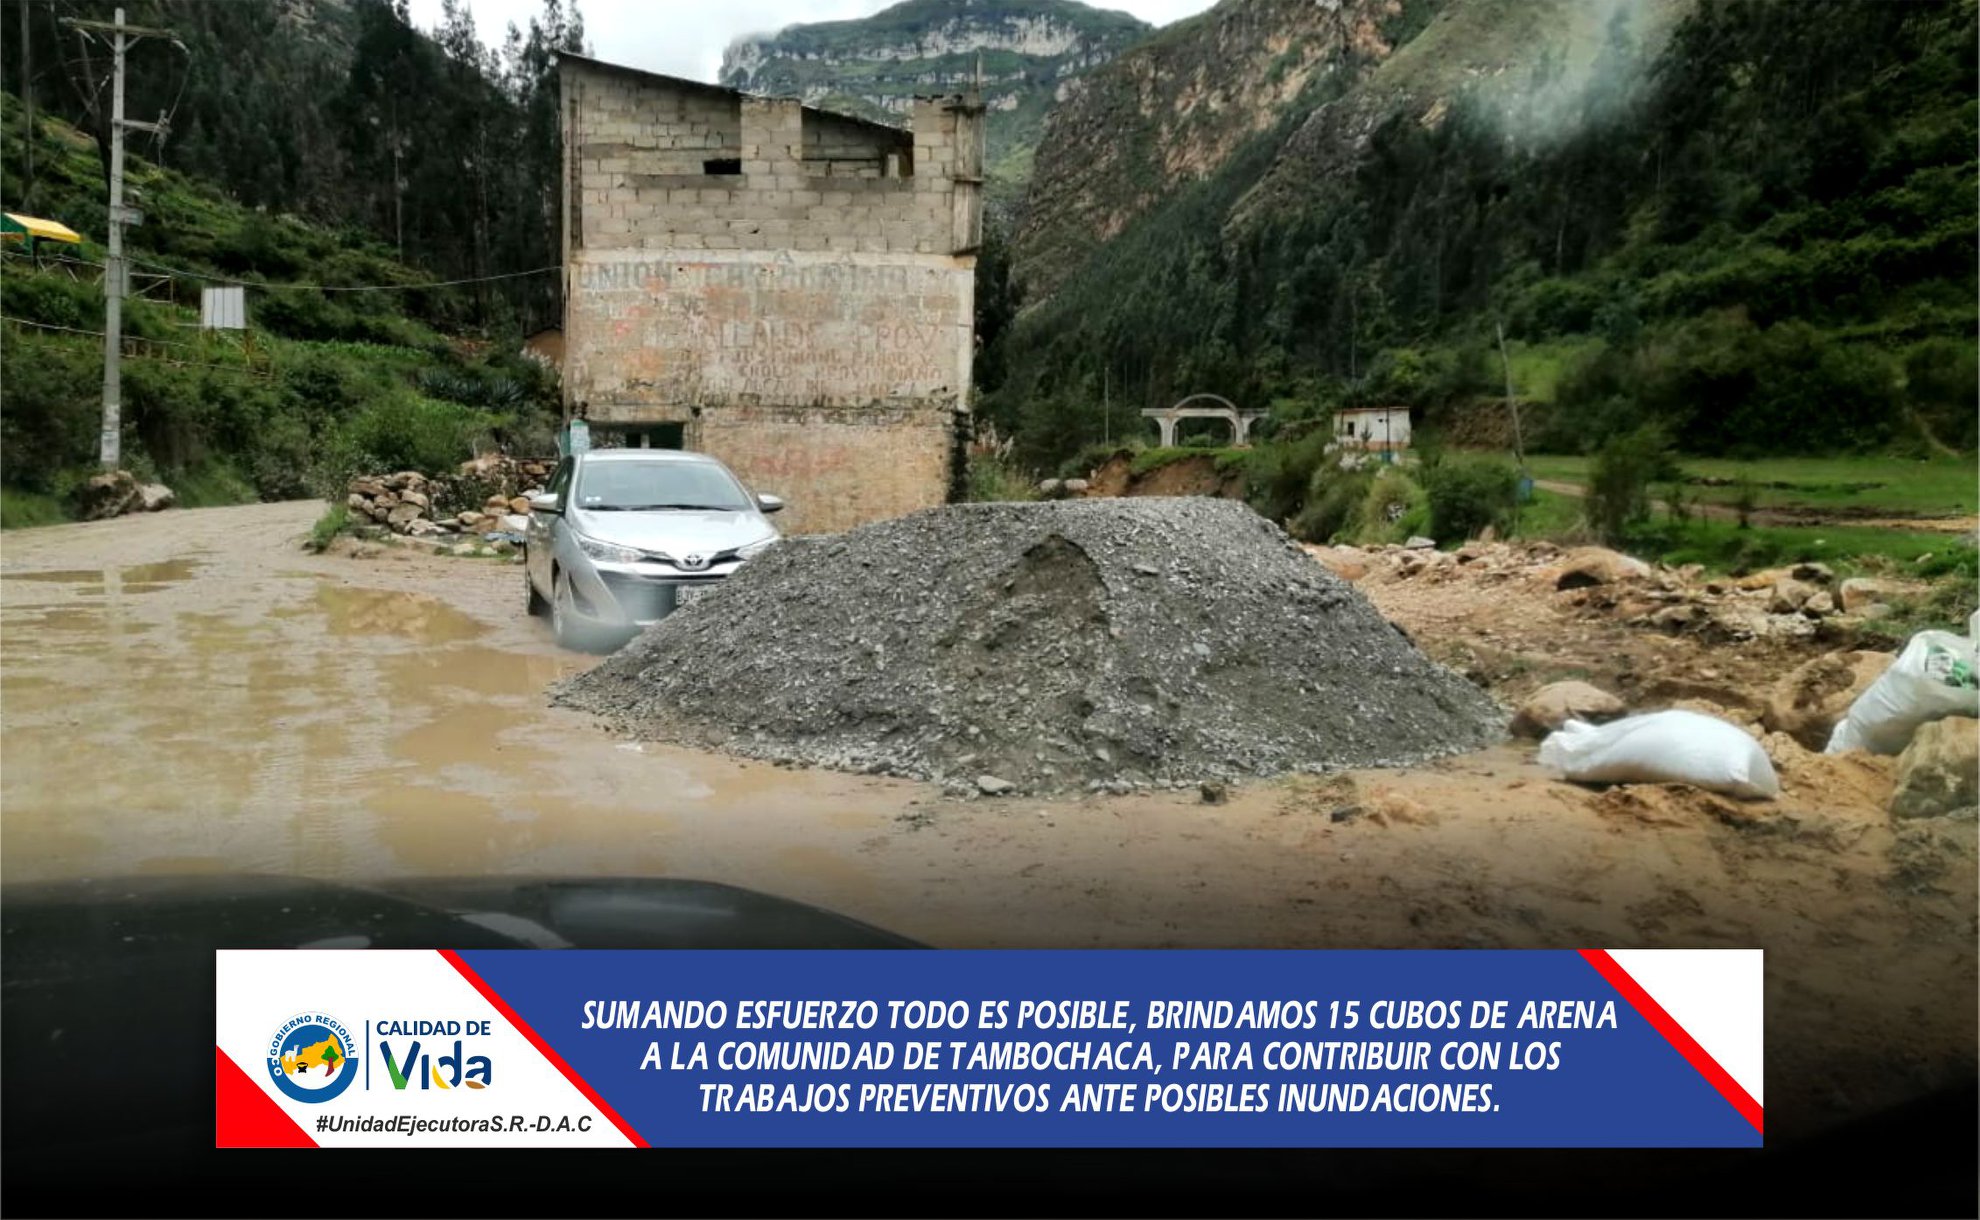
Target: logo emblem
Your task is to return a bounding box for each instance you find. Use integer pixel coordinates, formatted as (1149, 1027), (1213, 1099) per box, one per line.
(679, 553), (709, 570)
(266, 1012), (358, 1104)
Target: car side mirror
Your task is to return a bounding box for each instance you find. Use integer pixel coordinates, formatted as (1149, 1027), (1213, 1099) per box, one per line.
(528, 492), (561, 514)
(755, 492), (785, 514)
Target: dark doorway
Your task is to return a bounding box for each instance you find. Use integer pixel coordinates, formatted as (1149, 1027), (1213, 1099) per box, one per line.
(623, 424), (685, 450)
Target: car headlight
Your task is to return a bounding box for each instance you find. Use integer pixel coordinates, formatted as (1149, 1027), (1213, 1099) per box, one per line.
(737, 537), (778, 560)
(575, 534), (646, 565)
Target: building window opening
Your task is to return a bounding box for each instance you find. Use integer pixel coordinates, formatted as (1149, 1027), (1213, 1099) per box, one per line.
(702, 158), (742, 176)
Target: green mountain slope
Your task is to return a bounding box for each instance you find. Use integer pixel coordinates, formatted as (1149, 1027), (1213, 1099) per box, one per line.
(0, 93), (558, 526)
(986, 0), (1978, 469)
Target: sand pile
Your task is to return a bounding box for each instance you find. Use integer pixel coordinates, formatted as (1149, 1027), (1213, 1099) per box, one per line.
(556, 498), (1504, 794)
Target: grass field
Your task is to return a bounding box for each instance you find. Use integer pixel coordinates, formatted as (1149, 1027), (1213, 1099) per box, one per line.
(1519, 454), (1977, 518)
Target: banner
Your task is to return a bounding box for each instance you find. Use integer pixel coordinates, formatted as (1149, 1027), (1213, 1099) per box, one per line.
(216, 949), (1762, 1148)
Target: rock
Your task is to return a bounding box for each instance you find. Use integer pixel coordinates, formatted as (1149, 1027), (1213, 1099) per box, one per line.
(399, 490), (431, 510)
(1804, 590), (1835, 617)
(1404, 536), (1436, 550)
(1554, 546), (1651, 590)
(74, 470), (142, 521)
(1650, 603), (1707, 631)
(386, 503), (423, 529)
(1329, 803), (1365, 823)
(976, 775), (1015, 796)
(1198, 780), (1228, 805)
(1841, 577), (1919, 613)
(1736, 567), (1792, 591)
(1762, 650), (1893, 750)
(456, 511), (481, 525)
(1132, 563), (1160, 577)
(509, 496), (533, 515)
(1037, 479), (1063, 496)
(1790, 561), (1835, 585)
(1768, 577), (1820, 614)
(405, 518), (445, 537)
(485, 495), (513, 512)
(349, 494), (370, 511)
(1477, 525), (1497, 542)
(1063, 478), (1090, 494)
(1510, 681), (1627, 738)
(1307, 546), (1368, 582)
(135, 483), (175, 512)
(1891, 717), (1979, 818)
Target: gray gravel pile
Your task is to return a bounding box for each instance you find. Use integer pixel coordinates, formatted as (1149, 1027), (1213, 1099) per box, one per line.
(555, 497), (1504, 795)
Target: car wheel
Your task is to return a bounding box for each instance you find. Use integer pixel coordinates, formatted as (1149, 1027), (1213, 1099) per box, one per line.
(550, 568), (591, 652)
(524, 553), (547, 617)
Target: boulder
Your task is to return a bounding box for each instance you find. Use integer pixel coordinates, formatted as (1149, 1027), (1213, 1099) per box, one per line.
(1063, 478), (1090, 495)
(1403, 535), (1437, 550)
(385, 503), (423, 529)
(1891, 717), (1978, 818)
(74, 470), (142, 521)
(1803, 590), (1835, 617)
(975, 775), (1015, 796)
(1306, 546), (1368, 582)
(136, 483), (175, 512)
(1790, 561), (1835, 585)
(1767, 577), (1820, 614)
(398, 489), (431, 510)
(1510, 680), (1627, 738)
(1761, 650), (1894, 750)
(1841, 577), (1920, 613)
(1554, 546), (1651, 590)
(509, 496), (533, 515)
(485, 495), (513, 512)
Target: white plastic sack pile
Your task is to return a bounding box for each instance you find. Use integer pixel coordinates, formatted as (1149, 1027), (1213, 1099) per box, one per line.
(1826, 610), (1980, 756)
(1538, 709), (1781, 800)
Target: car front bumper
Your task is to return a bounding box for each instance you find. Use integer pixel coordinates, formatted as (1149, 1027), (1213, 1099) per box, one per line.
(565, 557), (738, 628)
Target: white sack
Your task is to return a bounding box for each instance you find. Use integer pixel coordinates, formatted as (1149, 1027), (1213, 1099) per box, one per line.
(1825, 613), (1978, 756)
(1538, 709), (1781, 799)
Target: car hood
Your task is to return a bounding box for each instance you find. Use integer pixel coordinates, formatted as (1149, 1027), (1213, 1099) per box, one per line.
(568, 507), (774, 556)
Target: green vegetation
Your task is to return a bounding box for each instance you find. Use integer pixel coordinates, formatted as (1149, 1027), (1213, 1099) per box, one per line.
(983, 0), (1978, 521)
(306, 503), (352, 552)
(1522, 453), (1978, 519)
(0, 94), (559, 527)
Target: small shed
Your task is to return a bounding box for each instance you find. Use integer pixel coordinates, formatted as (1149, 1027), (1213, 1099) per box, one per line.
(1333, 406), (1411, 453)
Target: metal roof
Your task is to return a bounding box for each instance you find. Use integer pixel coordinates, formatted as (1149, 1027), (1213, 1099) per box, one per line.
(1, 213), (83, 244)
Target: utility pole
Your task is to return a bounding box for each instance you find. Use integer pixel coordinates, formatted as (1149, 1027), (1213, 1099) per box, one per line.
(20, 0), (31, 192)
(61, 7), (175, 471)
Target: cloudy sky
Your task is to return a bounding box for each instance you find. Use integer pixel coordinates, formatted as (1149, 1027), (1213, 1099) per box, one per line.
(405, 0), (1220, 82)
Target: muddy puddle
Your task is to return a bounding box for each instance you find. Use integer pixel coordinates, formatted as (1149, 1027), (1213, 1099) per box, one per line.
(1, 550), (919, 897)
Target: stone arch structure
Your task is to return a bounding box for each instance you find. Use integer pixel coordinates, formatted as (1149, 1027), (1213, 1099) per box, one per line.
(1141, 393), (1268, 447)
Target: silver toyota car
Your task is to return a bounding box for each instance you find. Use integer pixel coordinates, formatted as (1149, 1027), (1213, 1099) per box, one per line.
(523, 449), (783, 649)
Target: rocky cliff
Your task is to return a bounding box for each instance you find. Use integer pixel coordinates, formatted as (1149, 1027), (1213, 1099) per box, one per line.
(1012, 0), (1423, 301)
(720, 0), (1150, 204)
(1011, 0), (1694, 303)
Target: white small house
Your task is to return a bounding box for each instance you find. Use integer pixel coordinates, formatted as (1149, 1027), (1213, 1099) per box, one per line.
(1333, 406), (1411, 453)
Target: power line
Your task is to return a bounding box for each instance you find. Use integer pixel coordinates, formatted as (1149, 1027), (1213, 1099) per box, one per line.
(2, 314), (273, 379)
(120, 253), (560, 293)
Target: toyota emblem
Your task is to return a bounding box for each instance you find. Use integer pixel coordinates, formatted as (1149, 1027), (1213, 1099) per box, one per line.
(680, 553), (709, 570)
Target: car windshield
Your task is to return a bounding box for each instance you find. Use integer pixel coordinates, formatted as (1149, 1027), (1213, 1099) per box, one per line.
(573, 459), (753, 511)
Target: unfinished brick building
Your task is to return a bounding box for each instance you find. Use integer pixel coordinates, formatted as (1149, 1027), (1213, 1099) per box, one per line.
(557, 54), (985, 534)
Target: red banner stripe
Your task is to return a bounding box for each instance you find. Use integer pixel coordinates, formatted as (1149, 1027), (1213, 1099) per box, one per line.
(215, 1046), (319, 1148)
(439, 949), (650, 1147)
(1578, 948), (1763, 1135)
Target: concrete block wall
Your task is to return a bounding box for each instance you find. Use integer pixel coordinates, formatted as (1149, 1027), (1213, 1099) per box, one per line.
(561, 57), (987, 532)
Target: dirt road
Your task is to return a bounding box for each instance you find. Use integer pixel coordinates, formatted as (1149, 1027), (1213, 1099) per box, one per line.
(2, 501), (1973, 1140)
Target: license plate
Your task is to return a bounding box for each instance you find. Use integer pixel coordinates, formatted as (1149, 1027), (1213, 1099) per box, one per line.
(674, 584), (709, 607)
